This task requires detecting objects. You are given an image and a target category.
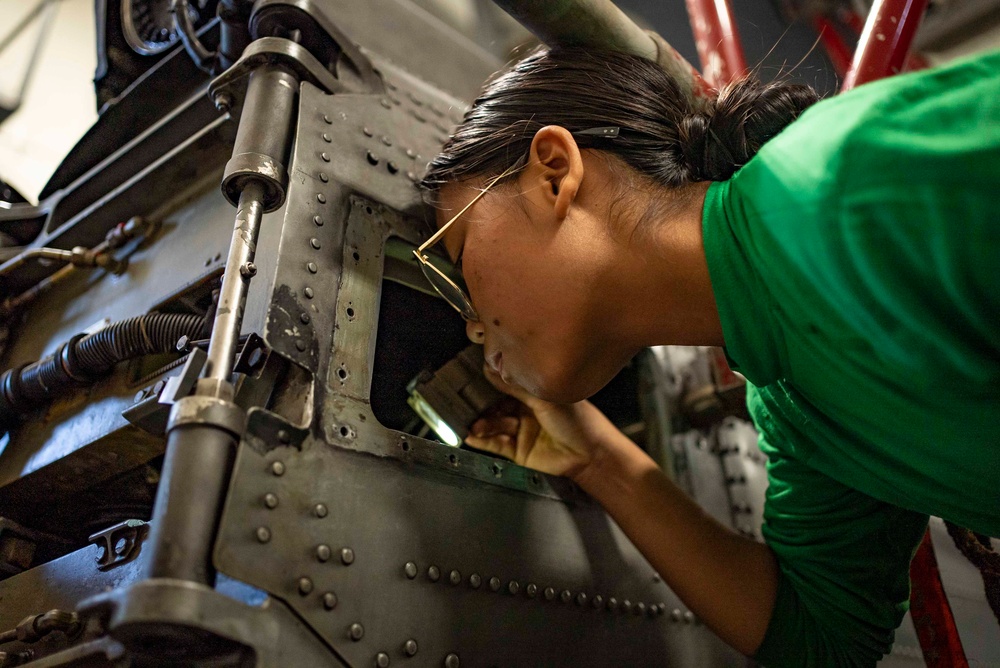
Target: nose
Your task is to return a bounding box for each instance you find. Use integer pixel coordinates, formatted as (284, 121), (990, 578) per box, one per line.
(466, 319), (485, 344)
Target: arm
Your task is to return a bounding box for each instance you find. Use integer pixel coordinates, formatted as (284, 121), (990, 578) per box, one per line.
(468, 377), (777, 656)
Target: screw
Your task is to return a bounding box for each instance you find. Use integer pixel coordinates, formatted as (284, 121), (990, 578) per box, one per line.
(560, 590), (572, 604)
(444, 654), (460, 668)
(404, 639), (418, 657)
(298, 577), (313, 595)
(314, 503), (328, 518)
(469, 573), (481, 589)
(213, 92), (233, 112)
(507, 581), (520, 595)
(316, 544), (331, 562)
(175, 335), (190, 352)
(271, 461), (285, 476)
(376, 652), (390, 667)
(264, 493), (278, 509)
(255, 527), (271, 543)
(404, 562), (418, 579)
(427, 565), (440, 582)
(349, 623), (364, 641)
(340, 547), (355, 565)
(240, 262), (257, 277)
(323, 592), (338, 610)
(449, 570), (461, 585)
(489, 577), (501, 592)
(544, 587), (555, 601)
(526, 583), (537, 598)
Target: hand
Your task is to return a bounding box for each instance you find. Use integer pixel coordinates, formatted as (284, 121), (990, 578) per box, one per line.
(465, 366), (622, 480)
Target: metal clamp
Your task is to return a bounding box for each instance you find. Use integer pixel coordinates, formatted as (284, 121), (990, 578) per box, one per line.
(88, 520), (149, 570)
(167, 395), (247, 437)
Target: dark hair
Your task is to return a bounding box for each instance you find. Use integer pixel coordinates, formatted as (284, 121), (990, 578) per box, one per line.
(422, 47), (818, 192)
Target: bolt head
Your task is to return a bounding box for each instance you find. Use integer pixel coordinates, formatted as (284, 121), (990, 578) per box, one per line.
(526, 583), (537, 598)
(507, 581), (520, 595)
(175, 335), (190, 352)
(449, 570), (461, 585)
(560, 590), (572, 603)
(544, 587), (556, 601)
(240, 262), (257, 277)
(469, 573), (481, 589)
(213, 92), (233, 112)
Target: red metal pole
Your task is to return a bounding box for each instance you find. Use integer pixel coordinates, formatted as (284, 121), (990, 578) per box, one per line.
(841, 0), (930, 90)
(813, 15), (854, 79)
(909, 529), (970, 667)
(684, 0), (748, 88)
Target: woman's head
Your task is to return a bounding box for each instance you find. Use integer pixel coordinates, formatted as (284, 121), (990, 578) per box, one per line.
(422, 47), (817, 402)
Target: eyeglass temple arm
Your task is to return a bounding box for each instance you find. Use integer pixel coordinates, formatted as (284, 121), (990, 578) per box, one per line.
(418, 165), (518, 253)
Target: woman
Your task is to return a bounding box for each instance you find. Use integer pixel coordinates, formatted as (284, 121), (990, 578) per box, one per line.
(416, 46), (999, 666)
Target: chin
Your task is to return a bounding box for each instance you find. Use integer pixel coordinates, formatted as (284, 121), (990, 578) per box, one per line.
(528, 370), (611, 405)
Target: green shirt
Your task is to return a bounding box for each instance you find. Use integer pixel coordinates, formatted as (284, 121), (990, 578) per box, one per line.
(701, 49), (1000, 666)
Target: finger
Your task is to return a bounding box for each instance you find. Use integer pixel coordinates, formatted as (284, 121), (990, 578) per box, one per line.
(465, 433), (517, 461)
(470, 415), (520, 439)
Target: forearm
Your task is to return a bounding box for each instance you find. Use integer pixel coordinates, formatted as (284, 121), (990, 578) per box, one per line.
(574, 429), (778, 656)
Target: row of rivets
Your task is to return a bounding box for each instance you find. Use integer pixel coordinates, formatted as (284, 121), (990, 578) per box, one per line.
(403, 562), (670, 618)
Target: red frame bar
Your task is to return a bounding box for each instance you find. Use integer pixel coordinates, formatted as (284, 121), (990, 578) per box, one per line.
(909, 529), (970, 667)
(841, 0), (930, 90)
(814, 15), (854, 79)
(685, 0), (748, 88)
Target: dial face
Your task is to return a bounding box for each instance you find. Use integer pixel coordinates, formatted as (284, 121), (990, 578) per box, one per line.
(121, 0), (202, 55)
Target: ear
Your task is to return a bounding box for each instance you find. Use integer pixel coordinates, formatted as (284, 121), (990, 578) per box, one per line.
(525, 126), (584, 221)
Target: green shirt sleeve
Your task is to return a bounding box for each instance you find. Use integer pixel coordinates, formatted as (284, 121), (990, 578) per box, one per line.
(750, 386), (929, 668)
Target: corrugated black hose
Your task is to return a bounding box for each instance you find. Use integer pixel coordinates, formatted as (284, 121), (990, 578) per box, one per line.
(0, 313), (206, 435)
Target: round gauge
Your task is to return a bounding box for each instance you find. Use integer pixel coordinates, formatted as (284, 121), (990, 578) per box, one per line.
(121, 0), (202, 56)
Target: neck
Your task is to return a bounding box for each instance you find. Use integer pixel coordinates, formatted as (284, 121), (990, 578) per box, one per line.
(605, 181), (725, 348)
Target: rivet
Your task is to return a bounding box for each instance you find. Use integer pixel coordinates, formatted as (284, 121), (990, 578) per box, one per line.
(636, 602), (647, 616)
(652, 574), (661, 583)
(316, 544), (332, 562)
(323, 133), (332, 143)
(623, 600), (633, 613)
(314, 503), (328, 518)
(298, 577), (313, 595)
(271, 461), (285, 476)
(363, 126), (373, 137)
(320, 172), (329, 183)
(404, 639), (418, 656)
(405, 562), (418, 579)
(576, 592), (588, 606)
(255, 526), (271, 543)
(295, 340), (306, 352)
(376, 652), (390, 667)
(317, 193), (327, 203)
(592, 595), (604, 609)
(543, 587), (555, 601)
(507, 581), (520, 595)
(311, 238), (321, 249)
(304, 287), (314, 299)
(380, 98), (391, 109)
(444, 654), (460, 668)
(469, 573), (482, 589)
(412, 110), (426, 123)
(321, 153), (330, 163)
(366, 151), (379, 165)
(560, 590), (572, 604)
(405, 148), (416, 159)
(406, 171), (418, 182)
(671, 609), (682, 622)
(263, 493), (278, 509)
(526, 583), (538, 598)
(488, 576), (501, 592)
(607, 597), (619, 612)
(646, 604), (659, 618)
(300, 312), (311, 324)
(278, 430), (291, 444)
(684, 611), (695, 624)
(658, 603), (667, 615)
(314, 215), (324, 226)
(323, 592), (338, 610)
(449, 570), (461, 585)
(387, 161), (399, 174)
(349, 623), (365, 641)
(380, 135), (392, 146)
(323, 114), (332, 124)
(341, 547), (355, 565)
(428, 565), (441, 582)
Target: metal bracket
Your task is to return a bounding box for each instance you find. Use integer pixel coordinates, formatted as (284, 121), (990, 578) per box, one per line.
(88, 520), (149, 571)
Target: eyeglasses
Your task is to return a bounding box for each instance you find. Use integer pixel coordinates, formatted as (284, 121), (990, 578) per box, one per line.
(413, 127), (621, 321)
